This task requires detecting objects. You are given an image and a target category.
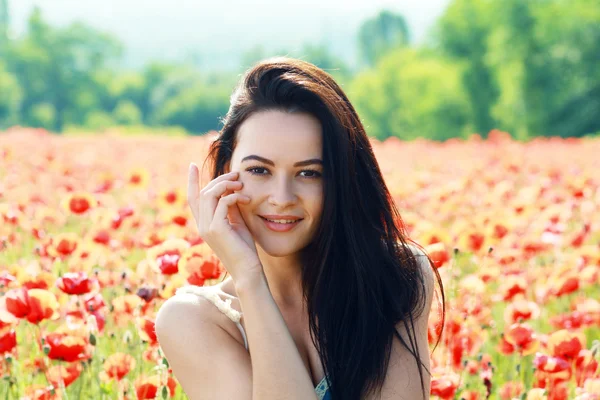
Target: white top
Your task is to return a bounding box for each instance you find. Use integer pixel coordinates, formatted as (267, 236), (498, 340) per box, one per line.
(175, 285), (249, 351)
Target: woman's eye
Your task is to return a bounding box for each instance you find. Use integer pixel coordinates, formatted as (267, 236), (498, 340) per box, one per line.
(299, 170), (322, 178)
(245, 167), (321, 179)
(246, 167), (268, 175)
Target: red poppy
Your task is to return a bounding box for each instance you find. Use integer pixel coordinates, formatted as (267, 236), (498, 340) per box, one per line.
(21, 384), (59, 400)
(43, 332), (91, 362)
(47, 362), (83, 388)
(548, 329), (586, 361)
(0, 328), (17, 354)
(5, 288), (59, 324)
(424, 242), (450, 269)
(135, 375), (177, 399)
(99, 352), (136, 381)
(499, 381), (524, 400)
(430, 371), (459, 399)
(64, 192), (97, 215)
(138, 316), (158, 346)
(533, 353), (570, 373)
(504, 323), (540, 356)
(56, 272), (96, 295)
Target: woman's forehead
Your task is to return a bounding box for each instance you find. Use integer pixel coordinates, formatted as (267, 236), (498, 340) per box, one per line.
(234, 111), (323, 157)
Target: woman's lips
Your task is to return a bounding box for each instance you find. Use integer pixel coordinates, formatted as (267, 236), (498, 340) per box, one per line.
(259, 216), (303, 232)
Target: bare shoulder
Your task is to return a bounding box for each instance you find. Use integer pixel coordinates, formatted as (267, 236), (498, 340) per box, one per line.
(155, 283), (252, 399)
(402, 242), (436, 318)
(156, 283), (238, 329)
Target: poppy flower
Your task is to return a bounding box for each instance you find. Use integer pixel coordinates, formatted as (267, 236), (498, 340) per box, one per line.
(99, 352), (136, 382)
(504, 296), (541, 325)
(499, 275), (528, 301)
(533, 353), (570, 373)
(5, 288), (59, 324)
(504, 323), (540, 356)
(83, 292), (106, 313)
(430, 370), (460, 399)
(0, 271), (16, 288)
(17, 269), (55, 291)
(424, 242), (450, 269)
(136, 286), (160, 303)
(157, 187), (186, 209)
(61, 191), (98, 215)
(21, 384), (59, 400)
(137, 316), (158, 346)
(179, 243), (225, 285)
(46, 233), (81, 259)
(126, 168), (150, 189)
(43, 332), (91, 362)
(548, 329), (586, 360)
(134, 374), (177, 399)
(499, 381), (524, 399)
(47, 362), (83, 388)
(146, 238), (190, 275)
(0, 328), (17, 354)
(56, 272), (97, 295)
(574, 349), (599, 386)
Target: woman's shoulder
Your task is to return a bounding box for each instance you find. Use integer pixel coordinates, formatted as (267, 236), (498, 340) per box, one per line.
(174, 281), (243, 322)
(155, 279), (247, 348)
(404, 242), (436, 314)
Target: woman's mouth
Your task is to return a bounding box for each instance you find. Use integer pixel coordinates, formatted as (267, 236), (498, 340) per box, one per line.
(259, 216), (303, 232)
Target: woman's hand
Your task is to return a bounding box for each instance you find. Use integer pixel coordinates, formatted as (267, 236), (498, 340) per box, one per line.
(187, 163), (263, 282)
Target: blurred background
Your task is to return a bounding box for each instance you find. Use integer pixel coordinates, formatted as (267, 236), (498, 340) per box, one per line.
(0, 0), (599, 141)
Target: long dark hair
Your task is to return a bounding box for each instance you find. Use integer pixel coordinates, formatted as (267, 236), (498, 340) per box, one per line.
(203, 56), (446, 400)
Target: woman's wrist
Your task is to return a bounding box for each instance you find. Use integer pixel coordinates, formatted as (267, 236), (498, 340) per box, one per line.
(233, 265), (267, 297)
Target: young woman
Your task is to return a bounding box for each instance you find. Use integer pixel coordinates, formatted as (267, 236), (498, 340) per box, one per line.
(155, 57), (446, 400)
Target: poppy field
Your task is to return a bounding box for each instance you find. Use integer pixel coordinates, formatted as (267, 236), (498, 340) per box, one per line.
(0, 127), (599, 399)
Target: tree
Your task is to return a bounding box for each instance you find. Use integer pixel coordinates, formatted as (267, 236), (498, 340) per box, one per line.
(349, 48), (473, 141)
(357, 9), (410, 69)
(6, 7), (122, 131)
(433, 0), (500, 138)
(434, 0), (600, 139)
(0, 60), (21, 129)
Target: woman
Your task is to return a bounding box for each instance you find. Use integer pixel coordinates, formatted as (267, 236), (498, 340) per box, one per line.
(155, 56), (446, 400)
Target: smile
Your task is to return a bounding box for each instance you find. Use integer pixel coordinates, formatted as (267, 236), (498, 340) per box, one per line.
(259, 216), (303, 232)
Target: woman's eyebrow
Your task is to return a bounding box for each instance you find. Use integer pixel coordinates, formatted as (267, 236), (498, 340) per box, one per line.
(241, 155), (323, 167)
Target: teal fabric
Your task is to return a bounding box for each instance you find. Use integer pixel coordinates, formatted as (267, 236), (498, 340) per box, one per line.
(315, 376), (331, 400)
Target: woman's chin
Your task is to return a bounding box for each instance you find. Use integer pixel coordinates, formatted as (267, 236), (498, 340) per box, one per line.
(256, 240), (302, 258)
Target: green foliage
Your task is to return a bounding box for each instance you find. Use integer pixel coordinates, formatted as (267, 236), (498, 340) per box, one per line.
(5, 7), (122, 132)
(0, 1), (598, 140)
(357, 9), (410, 69)
(29, 102), (56, 130)
(84, 110), (116, 131)
(113, 100), (142, 125)
(0, 60), (21, 128)
(349, 48), (473, 141)
(433, 0), (500, 138)
(435, 0), (600, 139)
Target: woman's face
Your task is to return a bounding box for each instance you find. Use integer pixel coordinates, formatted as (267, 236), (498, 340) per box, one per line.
(227, 110), (324, 257)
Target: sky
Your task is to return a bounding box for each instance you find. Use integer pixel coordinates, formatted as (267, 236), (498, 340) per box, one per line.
(8, 0), (452, 70)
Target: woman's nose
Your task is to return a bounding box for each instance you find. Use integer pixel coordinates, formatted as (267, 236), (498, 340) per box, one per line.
(268, 177), (297, 207)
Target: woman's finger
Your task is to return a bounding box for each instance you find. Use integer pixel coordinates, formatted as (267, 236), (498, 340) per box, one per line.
(187, 163), (200, 223)
(199, 180), (243, 230)
(205, 180), (243, 199)
(201, 171), (239, 194)
(212, 193), (250, 226)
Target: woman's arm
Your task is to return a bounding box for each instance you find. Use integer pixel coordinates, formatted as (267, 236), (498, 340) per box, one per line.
(235, 270), (320, 400)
